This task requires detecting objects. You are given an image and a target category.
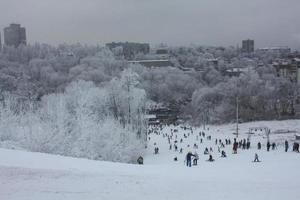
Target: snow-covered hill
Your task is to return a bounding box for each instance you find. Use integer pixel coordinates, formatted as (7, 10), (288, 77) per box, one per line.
(1, 120), (300, 200)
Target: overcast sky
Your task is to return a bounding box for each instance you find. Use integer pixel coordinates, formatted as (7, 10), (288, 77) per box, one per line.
(1, 0), (300, 49)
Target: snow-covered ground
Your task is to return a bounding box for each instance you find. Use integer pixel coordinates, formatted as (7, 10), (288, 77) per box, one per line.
(1, 120), (300, 200)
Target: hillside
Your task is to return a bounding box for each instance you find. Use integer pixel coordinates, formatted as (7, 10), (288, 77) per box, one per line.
(1, 120), (300, 200)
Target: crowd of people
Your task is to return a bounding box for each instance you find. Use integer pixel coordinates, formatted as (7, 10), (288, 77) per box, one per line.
(139, 124), (300, 166)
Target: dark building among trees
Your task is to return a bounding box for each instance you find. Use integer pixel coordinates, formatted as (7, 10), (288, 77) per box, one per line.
(242, 39), (254, 53)
(106, 42), (150, 60)
(4, 24), (27, 47)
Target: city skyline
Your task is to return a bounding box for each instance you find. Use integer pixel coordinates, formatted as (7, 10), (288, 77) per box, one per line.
(0, 0), (300, 49)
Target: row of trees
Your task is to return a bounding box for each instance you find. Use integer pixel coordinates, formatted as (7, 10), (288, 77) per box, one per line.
(190, 71), (300, 125)
(0, 69), (147, 163)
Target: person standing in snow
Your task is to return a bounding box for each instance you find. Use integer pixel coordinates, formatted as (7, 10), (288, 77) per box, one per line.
(233, 138), (238, 154)
(154, 147), (159, 154)
(186, 152), (195, 167)
(242, 139), (246, 149)
(272, 142), (276, 150)
(285, 140), (289, 152)
(221, 150), (227, 158)
(267, 141), (271, 151)
(137, 156), (144, 165)
(193, 152), (199, 166)
(175, 145), (178, 151)
(257, 142), (261, 150)
(293, 142), (299, 153)
(246, 139), (250, 149)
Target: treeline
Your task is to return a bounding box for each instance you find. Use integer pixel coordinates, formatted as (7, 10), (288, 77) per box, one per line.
(0, 43), (299, 130)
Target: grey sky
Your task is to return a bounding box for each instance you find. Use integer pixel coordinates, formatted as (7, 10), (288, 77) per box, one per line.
(1, 0), (300, 49)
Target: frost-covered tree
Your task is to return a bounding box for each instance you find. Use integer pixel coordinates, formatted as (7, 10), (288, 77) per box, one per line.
(0, 77), (147, 163)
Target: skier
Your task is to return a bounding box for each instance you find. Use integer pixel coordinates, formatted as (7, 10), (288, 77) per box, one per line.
(253, 153), (260, 162)
(221, 143), (225, 148)
(204, 148), (209, 155)
(221, 150), (227, 158)
(207, 154), (215, 162)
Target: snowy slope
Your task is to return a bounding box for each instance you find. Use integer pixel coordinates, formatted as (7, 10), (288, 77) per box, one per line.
(1, 120), (300, 200)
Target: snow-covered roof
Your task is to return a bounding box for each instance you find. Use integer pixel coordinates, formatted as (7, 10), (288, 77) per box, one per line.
(145, 114), (156, 119)
(226, 67), (249, 73)
(293, 58), (300, 62)
(258, 46), (290, 50)
(129, 59), (170, 63)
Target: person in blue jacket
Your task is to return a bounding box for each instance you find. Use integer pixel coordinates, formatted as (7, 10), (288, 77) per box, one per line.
(185, 152), (195, 167)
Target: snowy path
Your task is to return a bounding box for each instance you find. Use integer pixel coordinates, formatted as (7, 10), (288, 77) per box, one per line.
(1, 120), (300, 200)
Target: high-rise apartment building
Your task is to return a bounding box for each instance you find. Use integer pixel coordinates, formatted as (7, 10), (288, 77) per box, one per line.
(242, 39), (254, 53)
(0, 32), (2, 51)
(4, 24), (27, 47)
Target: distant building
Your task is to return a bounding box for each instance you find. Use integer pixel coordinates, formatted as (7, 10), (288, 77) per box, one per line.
(128, 46), (174, 68)
(257, 47), (291, 56)
(106, 42), (150, 60)
(242, 39), (254, 53)
(3, 24), (26, 47)
(155, 48), (169, 59)
(129, 59), (173, 68)
(206, 58), (218, 67)
(147, 107), (178, 125)
(273, 57), (300, 82)
(224, 67), (250, 77)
